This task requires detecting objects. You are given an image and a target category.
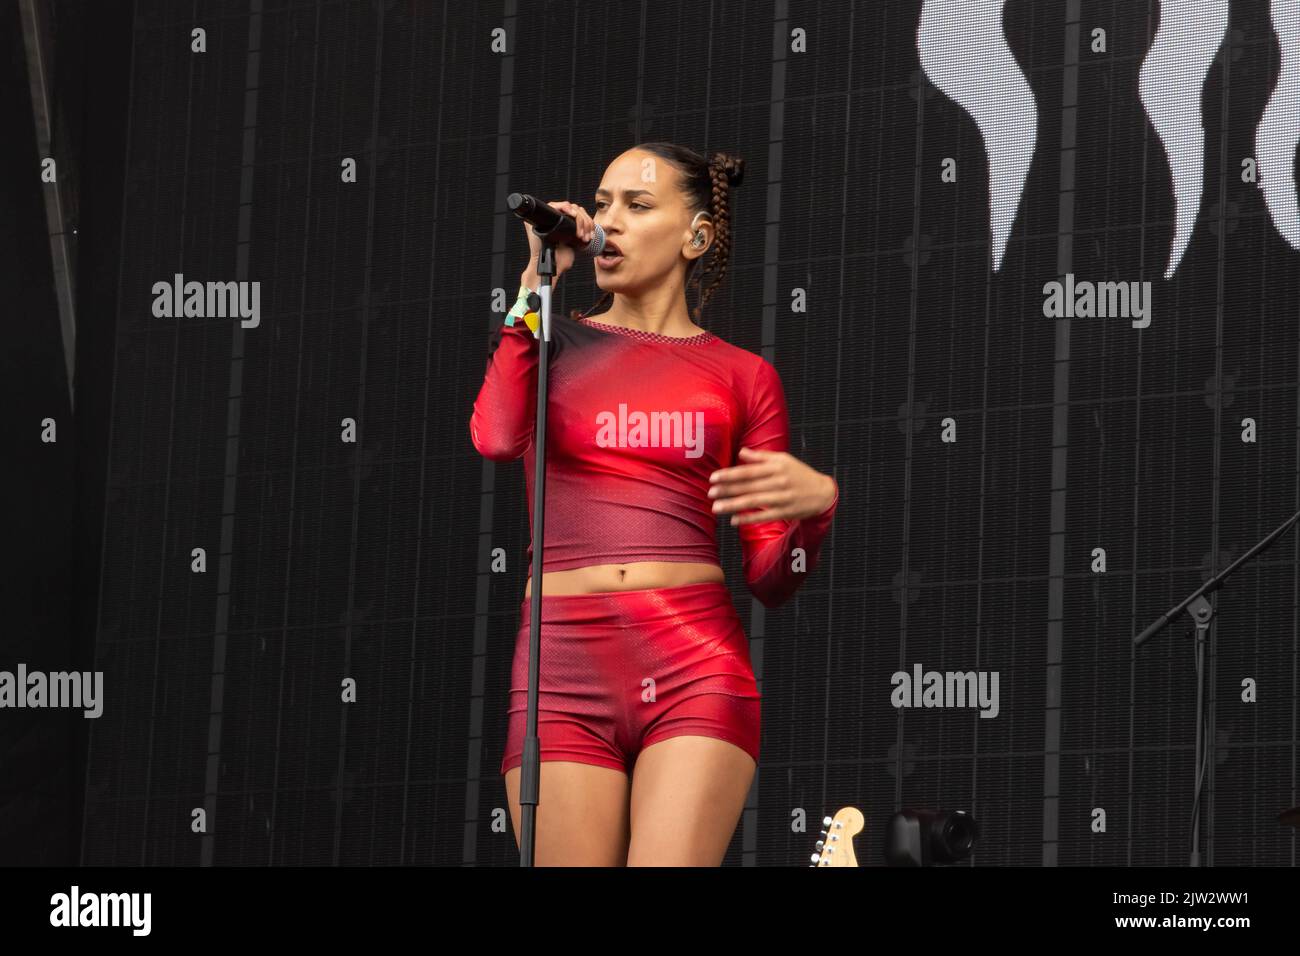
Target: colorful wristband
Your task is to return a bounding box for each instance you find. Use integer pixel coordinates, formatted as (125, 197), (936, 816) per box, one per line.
(505, 283), (537, 326)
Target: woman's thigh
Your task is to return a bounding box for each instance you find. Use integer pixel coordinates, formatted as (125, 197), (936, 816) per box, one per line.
(503, 761), (632, 866)
(626, 735), (756, 866)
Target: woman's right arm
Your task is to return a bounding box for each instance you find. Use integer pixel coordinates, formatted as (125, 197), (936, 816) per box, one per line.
(469, 201), (596, 462)
(469, 270), (543, 461)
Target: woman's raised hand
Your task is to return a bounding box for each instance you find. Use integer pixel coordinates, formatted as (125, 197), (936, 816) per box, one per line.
(522, 200), (595, 284)
(707, 448), (838, 526)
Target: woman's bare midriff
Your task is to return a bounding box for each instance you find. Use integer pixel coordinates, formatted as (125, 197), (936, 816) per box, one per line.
(524, 561), (724, 598)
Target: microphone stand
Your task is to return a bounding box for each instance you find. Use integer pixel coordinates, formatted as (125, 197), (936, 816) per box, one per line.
(1134, 509), (1300, 866)
(517, 240), (557, 867)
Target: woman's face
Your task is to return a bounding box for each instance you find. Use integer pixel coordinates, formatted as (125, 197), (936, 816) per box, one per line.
(591, 150), (702, 294)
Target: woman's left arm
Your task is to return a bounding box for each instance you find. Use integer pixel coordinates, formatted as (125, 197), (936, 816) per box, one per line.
(710, 357), (840, 608)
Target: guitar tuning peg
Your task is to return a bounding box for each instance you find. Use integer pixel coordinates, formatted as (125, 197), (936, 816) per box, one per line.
(811, 853), (821, 864)
(815, 839), (825, 849)
(819, 828), (828, 837)
(823, 816), (833, 826)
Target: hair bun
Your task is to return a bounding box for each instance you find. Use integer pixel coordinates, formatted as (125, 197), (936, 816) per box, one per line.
(712, 153), (745, 188)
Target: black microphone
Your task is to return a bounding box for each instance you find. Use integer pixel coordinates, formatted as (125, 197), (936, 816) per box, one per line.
(507, 192), (607, 257)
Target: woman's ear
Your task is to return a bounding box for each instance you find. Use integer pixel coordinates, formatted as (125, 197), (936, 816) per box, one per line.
(685, 214), (714, 259)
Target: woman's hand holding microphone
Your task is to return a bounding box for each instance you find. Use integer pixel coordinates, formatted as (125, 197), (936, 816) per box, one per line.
(520, 200), (597, 289)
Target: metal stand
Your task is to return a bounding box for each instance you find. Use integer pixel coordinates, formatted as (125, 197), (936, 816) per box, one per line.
(517, 243), (556, 867)
(1134, 509), (1299, 866)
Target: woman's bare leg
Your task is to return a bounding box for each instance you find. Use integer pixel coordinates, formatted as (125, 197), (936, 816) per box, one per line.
(504, 762), (632, 865)
(625, 736), (756, 866)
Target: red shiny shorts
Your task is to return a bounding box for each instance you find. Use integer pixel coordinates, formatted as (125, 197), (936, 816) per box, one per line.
(500, 581), (761, 775)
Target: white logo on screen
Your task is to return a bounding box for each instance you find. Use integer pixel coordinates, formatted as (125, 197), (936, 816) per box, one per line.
(917, 0), (1300, 278)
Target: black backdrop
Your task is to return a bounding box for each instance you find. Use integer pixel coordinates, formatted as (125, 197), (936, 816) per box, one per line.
(67, 0), (1300, 866)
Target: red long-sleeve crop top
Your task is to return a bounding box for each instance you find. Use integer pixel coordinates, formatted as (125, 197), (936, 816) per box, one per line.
(469, 310), (839, 608)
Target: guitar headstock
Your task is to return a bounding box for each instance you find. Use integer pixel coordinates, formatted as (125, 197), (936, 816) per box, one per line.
(810, 806), (864, 866)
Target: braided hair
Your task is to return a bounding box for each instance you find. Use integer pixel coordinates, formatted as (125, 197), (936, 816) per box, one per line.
(572, 143), (746, 325)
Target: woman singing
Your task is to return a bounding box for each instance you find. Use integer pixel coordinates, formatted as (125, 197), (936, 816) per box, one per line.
(470, 143), (839, 865)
